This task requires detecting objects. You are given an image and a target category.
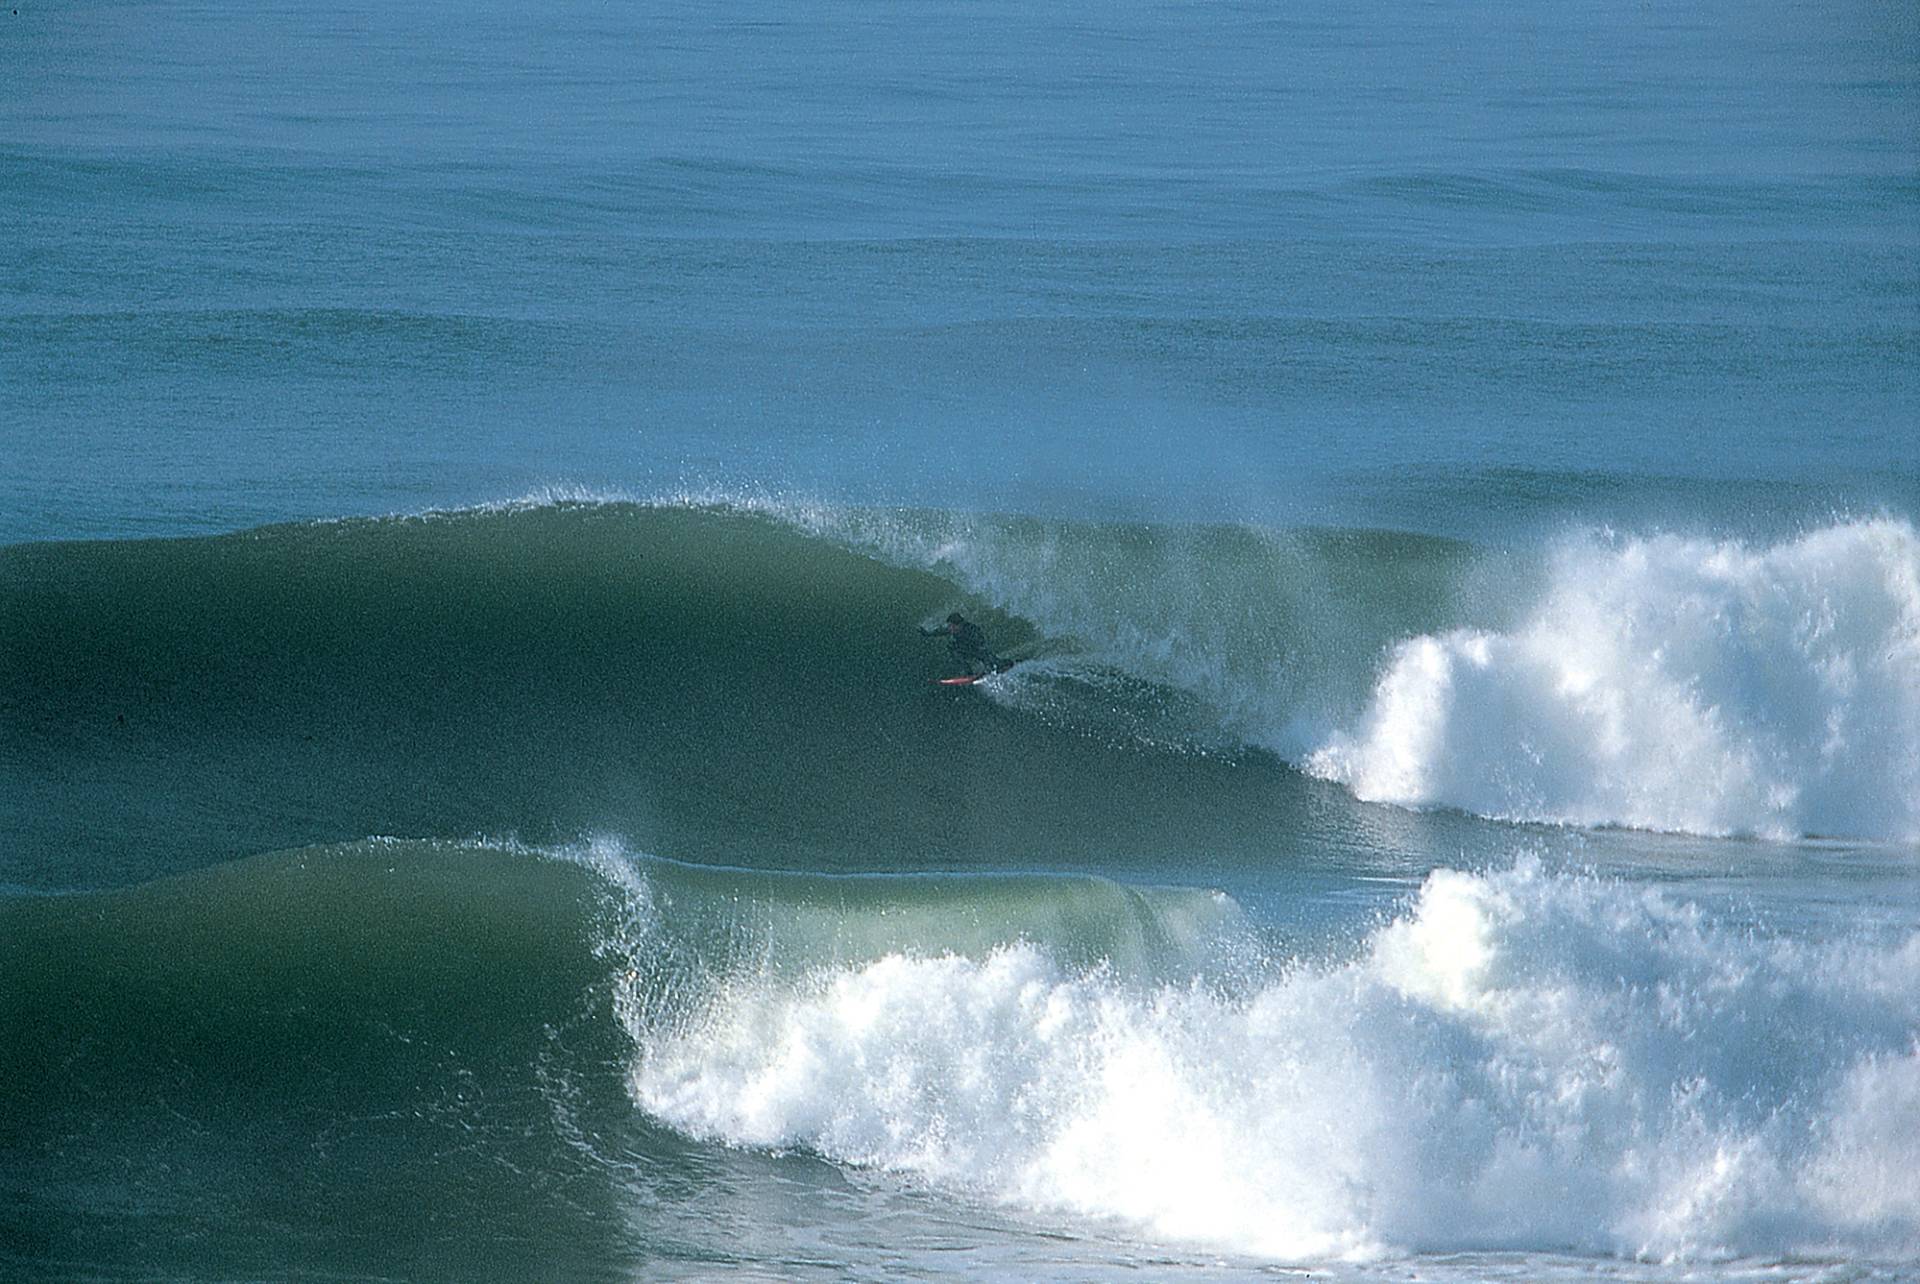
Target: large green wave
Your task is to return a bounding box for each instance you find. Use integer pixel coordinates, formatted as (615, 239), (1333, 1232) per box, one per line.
(2, 501), (1479, 889)
(0, 835), (1254, 1179)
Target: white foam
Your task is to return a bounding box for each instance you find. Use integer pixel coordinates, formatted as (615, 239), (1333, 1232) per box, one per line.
(1307, 519), (1920, 842)
(625, 862), (1920, 1267)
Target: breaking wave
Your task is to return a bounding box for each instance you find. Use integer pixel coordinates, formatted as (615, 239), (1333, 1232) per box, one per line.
(6, 497), (1914, 892)
(623, 858), (1920, 1264)
(1303, 520), (1920, 842)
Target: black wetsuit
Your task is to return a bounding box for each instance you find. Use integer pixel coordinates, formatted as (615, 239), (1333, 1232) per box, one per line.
(924, 620), (1001, 673)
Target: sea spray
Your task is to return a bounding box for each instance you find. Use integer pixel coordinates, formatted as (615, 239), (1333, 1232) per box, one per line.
(1307, 519), (1920, 842)
(625, 860), (1920, 1265)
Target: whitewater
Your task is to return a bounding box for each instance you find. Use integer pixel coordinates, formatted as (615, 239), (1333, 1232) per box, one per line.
(623, 857), (1920, 1266)
(1308, 521), (1920, 843)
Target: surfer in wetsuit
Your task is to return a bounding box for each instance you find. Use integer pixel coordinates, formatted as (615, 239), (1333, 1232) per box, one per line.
(921, 612), (1003, 676)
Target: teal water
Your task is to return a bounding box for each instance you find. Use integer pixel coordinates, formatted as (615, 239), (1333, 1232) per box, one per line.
(6, 0), (1917, 544)
(4, 1), (1918, 1280)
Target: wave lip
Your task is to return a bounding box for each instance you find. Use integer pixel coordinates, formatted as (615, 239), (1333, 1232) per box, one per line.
(1307, 518), (1920, 843)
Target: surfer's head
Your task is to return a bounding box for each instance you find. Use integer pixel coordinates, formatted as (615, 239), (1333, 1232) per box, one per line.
(946, 612), (966, 627)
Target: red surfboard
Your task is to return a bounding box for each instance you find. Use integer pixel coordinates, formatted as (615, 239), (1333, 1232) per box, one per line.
(934, 662), (1015, 687)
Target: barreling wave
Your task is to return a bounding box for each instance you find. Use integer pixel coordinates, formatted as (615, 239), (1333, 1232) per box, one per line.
(3, 493), (1484, 890)
(737, 496), (1919, 844)
(3, 495), (1914, 891)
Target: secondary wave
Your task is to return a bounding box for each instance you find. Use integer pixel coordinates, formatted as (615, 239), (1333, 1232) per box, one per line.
(622, 857), (1920, 1266)
(0, 835), (1255, 1154)
(8, 835), (1916, 1271)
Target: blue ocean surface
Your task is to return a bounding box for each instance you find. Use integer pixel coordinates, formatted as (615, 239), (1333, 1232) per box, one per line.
(3, 1), (1917, 1280)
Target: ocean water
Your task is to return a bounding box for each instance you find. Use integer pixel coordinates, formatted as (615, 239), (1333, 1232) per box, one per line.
(3, 1), (1917, 1280)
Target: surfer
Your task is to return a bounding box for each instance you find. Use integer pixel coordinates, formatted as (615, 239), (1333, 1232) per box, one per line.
(921, 612), (1003, 676)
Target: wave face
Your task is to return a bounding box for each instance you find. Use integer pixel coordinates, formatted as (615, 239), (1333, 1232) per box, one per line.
(1304, 520), (1920, 842)
(619, 856), (1920, 1264)
(1, 498), (1338, 888)
(3, 499), (1915, 894)
(0, 839), (618, 1103)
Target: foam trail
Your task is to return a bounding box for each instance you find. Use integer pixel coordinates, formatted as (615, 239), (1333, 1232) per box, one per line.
(1308, 519), (1920, 842)
(625, 861), (1920, 1266)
